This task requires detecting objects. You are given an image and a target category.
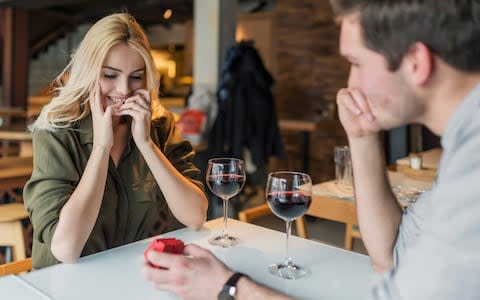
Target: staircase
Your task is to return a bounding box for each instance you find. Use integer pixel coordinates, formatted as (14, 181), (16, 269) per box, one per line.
(28, 24), (91, 96)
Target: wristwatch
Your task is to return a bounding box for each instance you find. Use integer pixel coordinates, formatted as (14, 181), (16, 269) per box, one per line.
(218, 272), (249, 300)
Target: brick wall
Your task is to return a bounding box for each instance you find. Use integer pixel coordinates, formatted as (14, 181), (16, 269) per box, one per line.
(273, 0), (349, 183)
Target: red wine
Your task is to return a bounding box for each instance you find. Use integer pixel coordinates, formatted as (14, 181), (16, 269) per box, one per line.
(267, 191), (312, 220)
(207, 174), (245, 200)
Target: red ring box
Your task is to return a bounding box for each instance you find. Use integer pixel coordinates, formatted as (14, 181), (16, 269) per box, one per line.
(144, 238), (185, 268)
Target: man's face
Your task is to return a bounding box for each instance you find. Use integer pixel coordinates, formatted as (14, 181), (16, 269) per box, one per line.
(339, 14), (422, 129)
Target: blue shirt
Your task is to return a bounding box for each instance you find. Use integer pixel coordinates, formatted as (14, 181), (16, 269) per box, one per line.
(370, 83), (480, 299)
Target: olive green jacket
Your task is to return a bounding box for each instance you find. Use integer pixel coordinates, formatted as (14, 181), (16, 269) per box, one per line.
(23, 112), (203, 269)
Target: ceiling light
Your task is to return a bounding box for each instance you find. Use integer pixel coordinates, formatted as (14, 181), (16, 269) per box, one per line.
(163, 9), (173, 19)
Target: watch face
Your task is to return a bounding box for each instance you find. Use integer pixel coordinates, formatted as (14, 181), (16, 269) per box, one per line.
(218, 273), (245, 300)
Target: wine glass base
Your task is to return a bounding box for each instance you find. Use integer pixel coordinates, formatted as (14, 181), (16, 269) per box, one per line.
(268, 263), (309, 280)
(208, 235), (238, 248)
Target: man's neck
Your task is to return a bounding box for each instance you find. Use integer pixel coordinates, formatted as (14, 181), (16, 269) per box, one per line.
(420, 63), (480, 136)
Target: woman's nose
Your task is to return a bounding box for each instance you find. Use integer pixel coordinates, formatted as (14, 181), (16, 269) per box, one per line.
(117, 78), (130, 95)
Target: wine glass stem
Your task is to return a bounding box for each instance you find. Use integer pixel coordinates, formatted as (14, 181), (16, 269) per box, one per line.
(222, 198), (229, 238)
(284, 220), (293, 266)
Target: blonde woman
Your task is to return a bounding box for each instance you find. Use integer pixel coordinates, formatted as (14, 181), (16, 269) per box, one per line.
(23, 13), (208, 269)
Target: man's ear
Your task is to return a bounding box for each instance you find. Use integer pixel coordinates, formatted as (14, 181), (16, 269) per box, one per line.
(403, 42), (433, 85)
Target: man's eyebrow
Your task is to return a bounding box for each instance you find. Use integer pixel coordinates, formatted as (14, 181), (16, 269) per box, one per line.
(102, 66), (145, 73)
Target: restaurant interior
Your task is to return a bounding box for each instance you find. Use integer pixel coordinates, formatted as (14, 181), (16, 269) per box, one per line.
(0, 0), (443, 298)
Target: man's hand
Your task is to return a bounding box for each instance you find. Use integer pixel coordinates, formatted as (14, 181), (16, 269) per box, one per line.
(336, 88), (381, 139)
(143, 243), (233, 300)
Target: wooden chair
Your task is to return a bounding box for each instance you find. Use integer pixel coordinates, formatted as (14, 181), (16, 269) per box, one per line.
(0, 203), (29, 262)
(295, 194), (360, 250)
(238, 203), (271, 223)
(0, 108), (29, 157)
(0, 258), (32, 276)
(0, 156), (33, 204)
(0, 131), (33, 157)
(345, 224), (362, 250)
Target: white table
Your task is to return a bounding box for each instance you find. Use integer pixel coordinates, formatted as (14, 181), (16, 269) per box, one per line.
(0, 275), (53, 299)
(14, 218), (374, 300)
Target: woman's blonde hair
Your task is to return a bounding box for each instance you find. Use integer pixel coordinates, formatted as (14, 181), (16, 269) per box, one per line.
(31, 13), (159, 131)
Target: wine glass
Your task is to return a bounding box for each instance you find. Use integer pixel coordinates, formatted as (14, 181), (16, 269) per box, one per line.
(206, 158), (246, 247)
(266, 171), (312, 279)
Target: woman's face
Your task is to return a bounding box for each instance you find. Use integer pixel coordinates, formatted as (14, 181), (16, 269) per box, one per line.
(99, 43), (146, 110)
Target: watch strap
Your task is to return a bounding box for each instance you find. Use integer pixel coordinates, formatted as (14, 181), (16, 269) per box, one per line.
(218, 272), (249, 299)
(226, 272), (247, 287)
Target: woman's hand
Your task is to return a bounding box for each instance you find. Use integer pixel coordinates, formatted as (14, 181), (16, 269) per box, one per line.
(336, 88), (381, 140)
(89, 84), (119, 151)
(118, 89), (152, 147)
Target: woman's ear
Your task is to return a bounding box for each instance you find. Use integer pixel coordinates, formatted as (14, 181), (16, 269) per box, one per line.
(403, 42), (433, 86)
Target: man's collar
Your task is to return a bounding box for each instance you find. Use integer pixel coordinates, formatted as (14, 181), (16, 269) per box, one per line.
(441, 82), (480, 149)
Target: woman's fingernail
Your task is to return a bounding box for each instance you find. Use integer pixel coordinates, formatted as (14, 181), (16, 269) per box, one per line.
(352, 107), (361, 115)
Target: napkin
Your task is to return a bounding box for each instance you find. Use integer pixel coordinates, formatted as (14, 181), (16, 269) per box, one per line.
(312, 181), (354, 199)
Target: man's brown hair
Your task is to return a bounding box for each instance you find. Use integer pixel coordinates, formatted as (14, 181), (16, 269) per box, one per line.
(330, 0), (480, 72)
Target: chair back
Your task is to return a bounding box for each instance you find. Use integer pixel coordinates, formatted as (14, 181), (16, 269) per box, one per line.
(0, 258), (32, 276)
(238, 203), (271, 223)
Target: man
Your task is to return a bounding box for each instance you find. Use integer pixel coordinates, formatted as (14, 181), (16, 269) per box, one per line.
(143, 1), (480, 299)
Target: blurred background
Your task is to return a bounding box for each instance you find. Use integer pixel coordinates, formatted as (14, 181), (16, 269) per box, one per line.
(0, 0), (440, 181)
(0, 0), (441, 262)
